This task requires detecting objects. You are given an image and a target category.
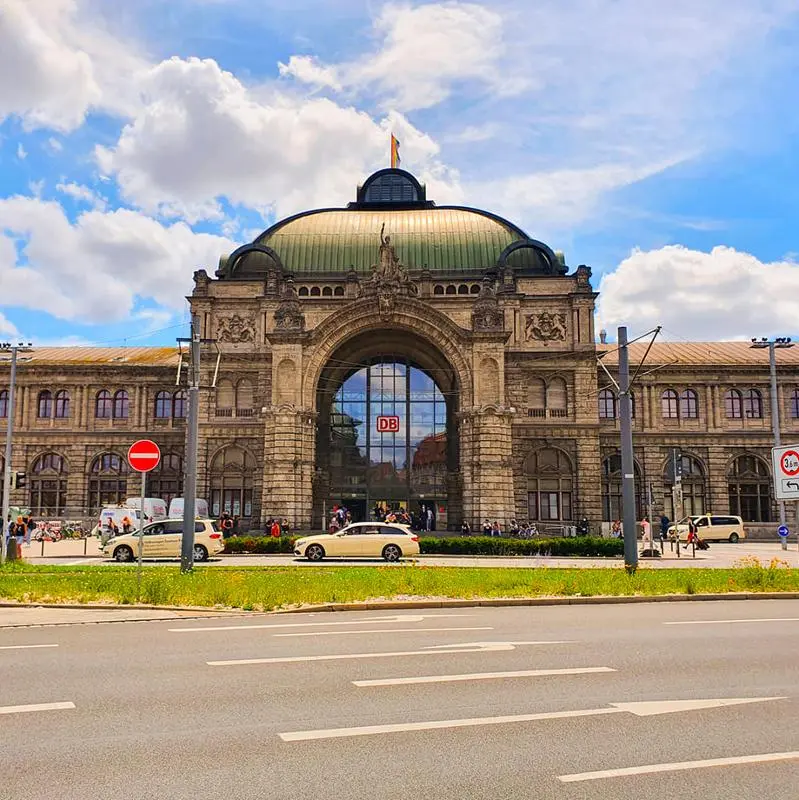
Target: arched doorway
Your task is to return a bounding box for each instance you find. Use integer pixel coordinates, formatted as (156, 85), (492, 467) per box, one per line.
(315, 331), (460, 529)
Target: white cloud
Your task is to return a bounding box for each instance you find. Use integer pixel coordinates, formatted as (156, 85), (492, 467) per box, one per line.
(597, 245), (799, 340)
(0, 195), (234, 322)
(56, 181), (107, 210)
(16, 143), (27, 160)
(95, 56), (456, 220)
(0, 311), (19, 338)
(278, 55), (342, 91)
(46, 137), (63, 153)
(0, 0), (145, 131)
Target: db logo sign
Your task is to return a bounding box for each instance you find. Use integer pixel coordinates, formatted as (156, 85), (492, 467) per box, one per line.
(376, 415), (400, 433)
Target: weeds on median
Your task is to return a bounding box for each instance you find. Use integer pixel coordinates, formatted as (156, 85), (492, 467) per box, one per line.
(1, 559), (797, 611)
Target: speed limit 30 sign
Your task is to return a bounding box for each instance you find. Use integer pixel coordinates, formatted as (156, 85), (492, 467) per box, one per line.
(772, 444), (799, 500)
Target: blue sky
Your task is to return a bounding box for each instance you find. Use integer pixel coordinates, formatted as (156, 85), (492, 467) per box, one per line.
(1, 0), (798, 346)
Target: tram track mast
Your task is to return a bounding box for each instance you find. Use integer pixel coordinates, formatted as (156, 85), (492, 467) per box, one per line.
(598, 326), (662, 572)
(176, 315), (220, 573)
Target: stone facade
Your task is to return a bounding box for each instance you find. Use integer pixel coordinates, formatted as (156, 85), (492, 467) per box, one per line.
(2, 170), (798, 536)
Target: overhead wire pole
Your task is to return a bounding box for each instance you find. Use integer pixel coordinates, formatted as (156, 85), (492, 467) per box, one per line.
(617, 327), (638, 571)
(180, 316), (201, 573)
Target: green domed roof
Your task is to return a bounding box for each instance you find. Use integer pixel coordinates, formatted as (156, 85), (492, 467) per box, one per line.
(220, 170), (563, 278)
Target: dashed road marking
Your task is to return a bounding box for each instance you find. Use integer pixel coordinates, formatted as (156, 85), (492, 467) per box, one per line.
(0, 702), (75, 716)
(353, 666), (615, 687)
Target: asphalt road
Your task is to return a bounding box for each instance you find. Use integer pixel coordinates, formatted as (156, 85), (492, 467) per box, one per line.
(22, 538), (799, 568)
(2, 600), (797, 799)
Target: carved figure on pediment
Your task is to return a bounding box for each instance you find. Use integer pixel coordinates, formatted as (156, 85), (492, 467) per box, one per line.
(192, 269), (210, 297)
(362, 224), (417, 307)
(525, 312), (567, 343)
(472, 276), (504, 332)
(575, 265), (593, 292)
(274, 277), (305, 331)
(217, 313), (255, 343)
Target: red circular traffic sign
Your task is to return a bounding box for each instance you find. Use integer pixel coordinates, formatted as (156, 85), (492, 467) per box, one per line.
(779, 450), (799, 477)
(127, 439), (161, 473)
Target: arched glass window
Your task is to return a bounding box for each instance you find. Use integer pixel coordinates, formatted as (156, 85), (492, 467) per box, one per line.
(236, 379), (254, 411)
(310, 286), (321, 297)
(445, 285), (456, 295)
(433, 285), (444, 295)
(601, 454), (645, 521)
(528, 377), (546, 416)
(210, 446), (255, 519)
(663, 454), (706, 519)
(470, 284), (480, 294)
(298, 287), (309, 297)
(95, 390), (113, 419)
(30, 453), (68, 515)
(173, 390), (187, 419)
(525, 448), (573, 522)
(322, 286), (333, 297)
(661, 389), (679, 419)
(457, 284), (469, 295)
(791, 388), (799, 419)
(547, 377), (568, 415)
(88, 453), (129, 510)
(54, 390), (70, 419)
(0, 390), (7, 419)
(598, 388), (616, 419)
(333, 286), (345, 297)
(743, 389), (763, 419)
(113, 390), (129, 419)
(37, 390), (53, 418)
(727, 454), (771, 522)
(149, 453), (183, 507)
(725, 389), (743, 419)
(154, 391), (171, 419)
(680, 389), (699, 419)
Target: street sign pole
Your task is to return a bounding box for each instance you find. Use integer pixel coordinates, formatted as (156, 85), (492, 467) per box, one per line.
(137, 471), (145, 600)
(1, 347), (17, 564)
(126, 440), (160, 599)
(618, 326), (638, 572)
(181, 315), (201, 574)
(772, 444), (799, 555)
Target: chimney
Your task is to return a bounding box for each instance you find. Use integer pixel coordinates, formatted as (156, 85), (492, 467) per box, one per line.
(599, 329), (607, 344)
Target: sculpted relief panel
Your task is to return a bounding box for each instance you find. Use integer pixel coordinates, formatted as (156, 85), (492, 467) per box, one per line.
(525, 312), (567, 344)
(217, 314), (256, 343)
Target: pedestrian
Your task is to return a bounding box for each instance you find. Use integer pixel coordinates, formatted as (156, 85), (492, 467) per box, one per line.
(220, 513), (233, 539)
(611, 519), (621, 538)
(270, 518), (281, 538)
(24, 515), (36, 546)
(491, 520), (502, 537)
(482, 518), (491, 537)
(232, 515), (240, 536)
(509, 519), (519, 537)
(659, 514), (670, 542)
(425, 507), (433, 532)
(640, 517), (651, 549)
(460, 520), (470, 536)
(281, 518), (290, 537)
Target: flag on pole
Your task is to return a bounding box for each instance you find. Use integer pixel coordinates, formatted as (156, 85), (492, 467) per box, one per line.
(390, 134), (401, 168)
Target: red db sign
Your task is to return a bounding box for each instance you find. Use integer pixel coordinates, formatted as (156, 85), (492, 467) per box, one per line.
(376, 415), (400, 433)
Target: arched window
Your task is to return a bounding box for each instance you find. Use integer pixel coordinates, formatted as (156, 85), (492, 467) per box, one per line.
(53, 390), (70, 419)
(88, 453), (129, 510)
(113, 390), (129, 419)
(333, 286), (345, 297)
(310, 286), (321, 297)
(322, 286), (333, 297)
(547, 377), (568, 415)
(727, 454), (771, 522)
(236, 378), (254, 411)
(524, 448), (573, 522)
(457, 284), (469, 295)
(528, 377), (546, 416)
(148, 453), (183, 507)
(601, 454), (645, 521)
(0, 390), (7, 419)
(725, 389), (743, 419)
(743, 389), (763, 419)
(680, 389), (699, 419)
(663, 454), (706, 519)
(173, 390), (187, 419)
(598, 388), (616, 419)
(154, 391), (171, 419)
(661, 389), (679, 419)
(30, 453), (68, 515)
(792, 388), (799, 419)
(298, 287), (309, 297)
(209, 446), (255, 519)
(216, 379), (234, 415)
(445, 285), (456, 295)
(95, 390), (113, 419)
(433, 285), (444, 295)
(37, 390), (53, 419)
(470, 284), (481, 294)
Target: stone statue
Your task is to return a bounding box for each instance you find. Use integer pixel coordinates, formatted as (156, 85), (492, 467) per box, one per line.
(362, 225), (416, 316)
(376, 223), (402, 282)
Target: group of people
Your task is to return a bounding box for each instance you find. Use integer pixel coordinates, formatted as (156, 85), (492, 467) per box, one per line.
(5, 515), (36, 548)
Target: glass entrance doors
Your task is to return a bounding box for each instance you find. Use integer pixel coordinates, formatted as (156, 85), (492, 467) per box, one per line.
(325, 360), (449, 527)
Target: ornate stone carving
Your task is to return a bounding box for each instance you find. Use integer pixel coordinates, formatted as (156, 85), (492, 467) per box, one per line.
(525, 312), (567, 343)
(575, 265), (593, 292)
(192, 269), (210, 297)
(471, 277), (504, 332)
(361, 224), (417, 317)
(274, 277), (305, 331)
(217, 313), (255, 343)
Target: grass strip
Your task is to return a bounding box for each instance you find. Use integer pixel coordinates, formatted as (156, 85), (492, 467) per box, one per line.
(1, 558), (797, 611)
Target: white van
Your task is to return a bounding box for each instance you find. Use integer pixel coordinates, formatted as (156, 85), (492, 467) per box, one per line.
(93, 507), (142, 541)
(124, 497), (168, 522)
(168, 498), (210, 520)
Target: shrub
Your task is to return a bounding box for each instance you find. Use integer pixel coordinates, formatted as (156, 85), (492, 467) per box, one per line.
(223, 535), (296, 554)
(418, 536), (623, 558)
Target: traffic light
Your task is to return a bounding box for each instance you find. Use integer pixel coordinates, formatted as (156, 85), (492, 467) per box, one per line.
(11, 472), (26, 490)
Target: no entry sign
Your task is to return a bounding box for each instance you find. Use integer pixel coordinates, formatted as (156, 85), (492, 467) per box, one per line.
(127, 439), (161, 473)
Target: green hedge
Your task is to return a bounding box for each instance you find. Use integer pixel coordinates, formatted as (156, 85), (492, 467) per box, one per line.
(222, 534), (622, 558)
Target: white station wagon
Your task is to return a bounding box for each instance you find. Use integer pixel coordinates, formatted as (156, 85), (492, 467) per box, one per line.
(294, 522), (420, 561)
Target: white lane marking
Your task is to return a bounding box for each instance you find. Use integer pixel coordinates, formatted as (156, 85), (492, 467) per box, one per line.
(208, 640), (568, 666)
(0, 702), (75, 716)
(278, 696), (783, 742)
(170, 614), (472, 633)
(353, 666), (616, 687)
(0, 644), (59, 651)
(558, 751), (799, 783)
(274, 626), (493, 638)
(665, 618), (799, 626)
(422, 640), (571, 649)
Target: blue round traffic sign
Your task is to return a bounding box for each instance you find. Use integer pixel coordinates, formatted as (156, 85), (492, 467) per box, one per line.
(777, 525), (789, 537)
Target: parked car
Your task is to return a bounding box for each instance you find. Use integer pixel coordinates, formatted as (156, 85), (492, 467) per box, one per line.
(294, 522), (420, 561)
(101, 519), (224, 562)
(92, 507), (143, 539)
(668, 514), (746, 543)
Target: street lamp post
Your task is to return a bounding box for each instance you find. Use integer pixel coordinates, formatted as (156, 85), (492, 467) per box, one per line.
(750, 337), (794, 550)
(1, 343), (33, 564)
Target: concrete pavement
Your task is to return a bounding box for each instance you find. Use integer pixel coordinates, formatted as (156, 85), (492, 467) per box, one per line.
(1, 599), (797, 799)
(18, 537), (799, 568)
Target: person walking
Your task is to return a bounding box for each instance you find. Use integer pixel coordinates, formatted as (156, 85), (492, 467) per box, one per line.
(640, 517), (651, 550)
(24, 515), (36, 547)
(270, 518), (281, 538)
(659, 514), (670, 543)
(460, 520), (470, 536)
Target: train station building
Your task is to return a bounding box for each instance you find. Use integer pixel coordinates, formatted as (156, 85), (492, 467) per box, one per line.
(2, 168), (798, 534)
